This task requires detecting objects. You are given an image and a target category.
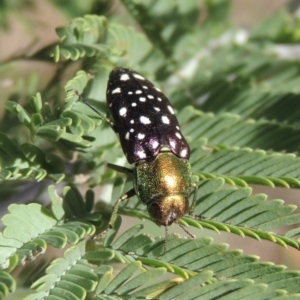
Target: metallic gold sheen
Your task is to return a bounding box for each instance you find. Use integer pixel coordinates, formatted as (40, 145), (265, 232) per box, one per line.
(133, 152), (192, 226)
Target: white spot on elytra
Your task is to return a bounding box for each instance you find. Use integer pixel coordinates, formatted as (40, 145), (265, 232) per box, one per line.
(147, 95), (154, 99)
(130, 128), (134, 132)
(155, 87), (161, 92)
(139, 97), (146, 102)
(158, 97), (162, 101)
(112, 87), (121, 94)
(152, 141), (159, 149)
(119, 107), (127, 116)
(143, 85), (148, 89)
(132, 102), (137, 107)
(154, 107), (160, 112)
(137, 150), (146, 159)
(176, 126), (180, 130)
(181, 149), (188, 157)
(135, 90), (142, 94)
(120, 73), (130, 81)
(162, 115), (170, 124)
(167, 105), (175, 114)
(130, 120), (134, 124)
(138, 133), (145, 140)
(125, 132), (130, 140)
(140, 116), (151, 124)
(133, 73), (145, 80)
(175, 132), (182, 139)
(170, 140), (176, 148)
(128, 91), (133, 95)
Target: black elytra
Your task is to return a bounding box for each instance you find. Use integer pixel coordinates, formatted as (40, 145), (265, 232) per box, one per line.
(106, 68), (190, 164)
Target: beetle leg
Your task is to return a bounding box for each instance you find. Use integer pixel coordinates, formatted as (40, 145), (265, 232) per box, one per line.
(107, 163), (133, 176)
(68, 89), (117, 132)
(188, 183), (198, 214)
(108, 188), (136, 229)
(93, 188), (136, 240)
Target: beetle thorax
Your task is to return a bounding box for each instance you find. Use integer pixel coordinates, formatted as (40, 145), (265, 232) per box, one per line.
(133, 151), (192, 226)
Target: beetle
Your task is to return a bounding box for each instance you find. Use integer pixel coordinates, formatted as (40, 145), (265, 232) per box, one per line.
(82, 68), (197, 243)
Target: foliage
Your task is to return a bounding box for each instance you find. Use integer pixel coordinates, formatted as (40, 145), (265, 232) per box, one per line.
(1, 0), (300, 299)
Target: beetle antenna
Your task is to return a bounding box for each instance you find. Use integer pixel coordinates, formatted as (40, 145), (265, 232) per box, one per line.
(179, 223), (196, 239)
(164, 225), (168, 254)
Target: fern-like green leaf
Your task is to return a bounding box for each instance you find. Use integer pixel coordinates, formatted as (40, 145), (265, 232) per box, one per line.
(179, 106), (300, 153)
(83, 220), (300, 298)
(121, 0), (203, 69)
(0, 133), (65, 182)
(5, 71), (105, 151)
(0, 204), (57, 268)
(109, 222), (300, 294)
(174, 50), (300, 123)
(0, 270), (15, 299)
(115, 21), (166, 76)
(0, 186), (100, 270)
(54, 14), (165, 76)
(54, 15), (108, 62)
(188, 138), (300, 188)
(25, 240), (99, 300)
(250, 9), (300, 43)
(106, 175), (300, 250)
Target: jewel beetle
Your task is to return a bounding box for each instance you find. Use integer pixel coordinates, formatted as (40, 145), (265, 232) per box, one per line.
(83, 68), (197, 240)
